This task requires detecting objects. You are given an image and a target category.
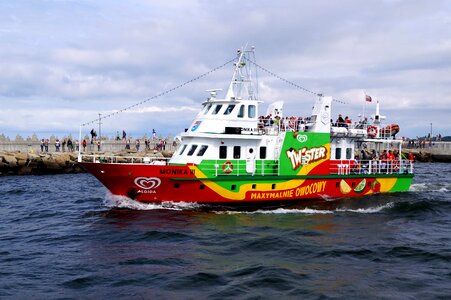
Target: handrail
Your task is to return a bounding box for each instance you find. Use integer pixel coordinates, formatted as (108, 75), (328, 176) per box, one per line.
(80, 154), (170, 164)
(330, 159), (413, 175)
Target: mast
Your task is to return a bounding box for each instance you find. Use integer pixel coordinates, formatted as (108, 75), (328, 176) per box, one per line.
(225, 46), (258, 101)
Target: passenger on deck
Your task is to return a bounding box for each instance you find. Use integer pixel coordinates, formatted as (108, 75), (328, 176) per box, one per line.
(336, 114), (345, 127)
(380, 150), (388, 172)
(352, 155), (362, 174)
(345, 116), (352, 128)
(298, 117), (305, 132)
(371, 149), (379, 173)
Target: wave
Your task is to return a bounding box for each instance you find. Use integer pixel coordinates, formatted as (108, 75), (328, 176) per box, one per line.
(214, 208), (335, 215)
(335, 202), (394, 214)
(215, 203), (395, 215)
(103, 193), (202, 211)
(410, 183), (449, 192)
(103, 192), (398, 215)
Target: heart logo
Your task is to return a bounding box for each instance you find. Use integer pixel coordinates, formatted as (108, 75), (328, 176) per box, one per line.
(134, 177), (161, 190)
(296, 134), (308, 143)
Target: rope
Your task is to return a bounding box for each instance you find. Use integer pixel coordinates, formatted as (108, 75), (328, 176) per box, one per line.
(244, 57), (347, 105)
(81, 57), (237, 126)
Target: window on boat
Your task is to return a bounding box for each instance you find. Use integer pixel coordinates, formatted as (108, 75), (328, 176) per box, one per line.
(219, 145), (227, 159)
(248, 105), (256, 118)
(212, 104), (223, 115)
(238, 105), (245, 118)
(259, 146), (267, 159)
(179, 144), (187, 155)
(197, 145), (208, 156)
(202, 103), (212, 114)
(346, 148), (352, 159)
(224, 104), (235, 115)
(233, 146), (241, 159)
(187, 145), (198, 156)
(335, 148), (342, 159)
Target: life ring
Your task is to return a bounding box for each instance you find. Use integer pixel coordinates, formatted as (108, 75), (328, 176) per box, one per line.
(383, 124), (400, 136)
(367, 126), (378, 138)
(222, 161), (234, 174)
(392, 160), (400, 172)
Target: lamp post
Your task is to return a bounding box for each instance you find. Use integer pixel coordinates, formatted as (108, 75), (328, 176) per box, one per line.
(98, 113), (102, 151)
(430, 123), (432, 140)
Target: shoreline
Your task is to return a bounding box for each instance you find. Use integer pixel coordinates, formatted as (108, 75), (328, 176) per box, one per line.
(0, 149), (174, 176)
(0, 148), (448, 177)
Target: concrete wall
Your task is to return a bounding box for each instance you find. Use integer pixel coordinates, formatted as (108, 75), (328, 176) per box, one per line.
(0, 139), (179, 153)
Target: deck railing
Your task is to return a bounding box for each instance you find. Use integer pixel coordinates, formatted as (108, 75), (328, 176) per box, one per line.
(79, 154), (170, 165)
(79, 154), (413, 176)
(330, 159), (414, 175)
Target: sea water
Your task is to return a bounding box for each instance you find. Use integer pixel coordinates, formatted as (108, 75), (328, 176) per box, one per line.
(0, 163), (450, 299)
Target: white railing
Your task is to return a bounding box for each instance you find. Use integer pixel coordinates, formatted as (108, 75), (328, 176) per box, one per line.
(79, 154), (170, 165)
(330, 159), (414, 175)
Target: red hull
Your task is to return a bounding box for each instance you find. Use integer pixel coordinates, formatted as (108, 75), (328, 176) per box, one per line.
(80, 162), (412, 204)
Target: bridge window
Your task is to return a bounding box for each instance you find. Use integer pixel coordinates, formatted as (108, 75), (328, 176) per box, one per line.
(202, 103), (212, 114)
(346, 148), (352, 159)
(233, 146), (241, 159)
(219, 146), (227, 159)
(197, 145), (208, 156)
(248, 105), (256, 118)
(179, 144), (187, 155)
(212, 104), (222, 115)
(238, 105), (245, 118)
(335, 148), (342, 159)
(187, 145), (198, 156)
(259, 146), (267, 159)
(224, 104), (235, 115)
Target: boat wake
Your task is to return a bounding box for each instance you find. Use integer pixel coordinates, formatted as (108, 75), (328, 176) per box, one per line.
(215, 202), (394, 215)
(409, 183), (449, 192)
(103, 193), (202, 211)
(103, 193), (394, 214)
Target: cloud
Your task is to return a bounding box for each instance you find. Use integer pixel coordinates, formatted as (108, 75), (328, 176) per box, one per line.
(0, 0), (450, 139)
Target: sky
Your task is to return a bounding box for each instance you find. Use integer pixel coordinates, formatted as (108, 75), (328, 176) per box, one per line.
(0, 0), (450, 140)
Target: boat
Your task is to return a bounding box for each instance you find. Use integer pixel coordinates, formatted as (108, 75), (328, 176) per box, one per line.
(78, 48), (414, 205)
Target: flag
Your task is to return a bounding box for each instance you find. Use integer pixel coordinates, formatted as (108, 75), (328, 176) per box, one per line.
(365, 95), (372, 102)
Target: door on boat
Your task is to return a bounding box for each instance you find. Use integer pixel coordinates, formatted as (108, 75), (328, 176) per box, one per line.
(246, 147), (256, 174)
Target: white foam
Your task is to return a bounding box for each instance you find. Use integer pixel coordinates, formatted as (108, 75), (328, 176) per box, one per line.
(214, 208), (334, 215)
(410, 183), (449, 192)
(335, 202), (394, 213)
(409, 183), (427, 191)
(103, 193), (201, 210)
(103, 192), (394, 214)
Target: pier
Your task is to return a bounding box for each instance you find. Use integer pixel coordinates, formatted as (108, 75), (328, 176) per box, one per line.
(0, 135), (177, 175)
(403, 141), (451, 162)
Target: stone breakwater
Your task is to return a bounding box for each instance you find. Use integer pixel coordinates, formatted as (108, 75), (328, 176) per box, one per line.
(0, 150), (173, 176)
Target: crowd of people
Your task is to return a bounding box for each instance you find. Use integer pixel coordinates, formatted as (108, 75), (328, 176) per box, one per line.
(40, 138), (77, 153)
(256, 113), (373, 134)
(350, 149), (414, 174)
(333, 114), (369, 129)
(258, 115), (308, 132)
